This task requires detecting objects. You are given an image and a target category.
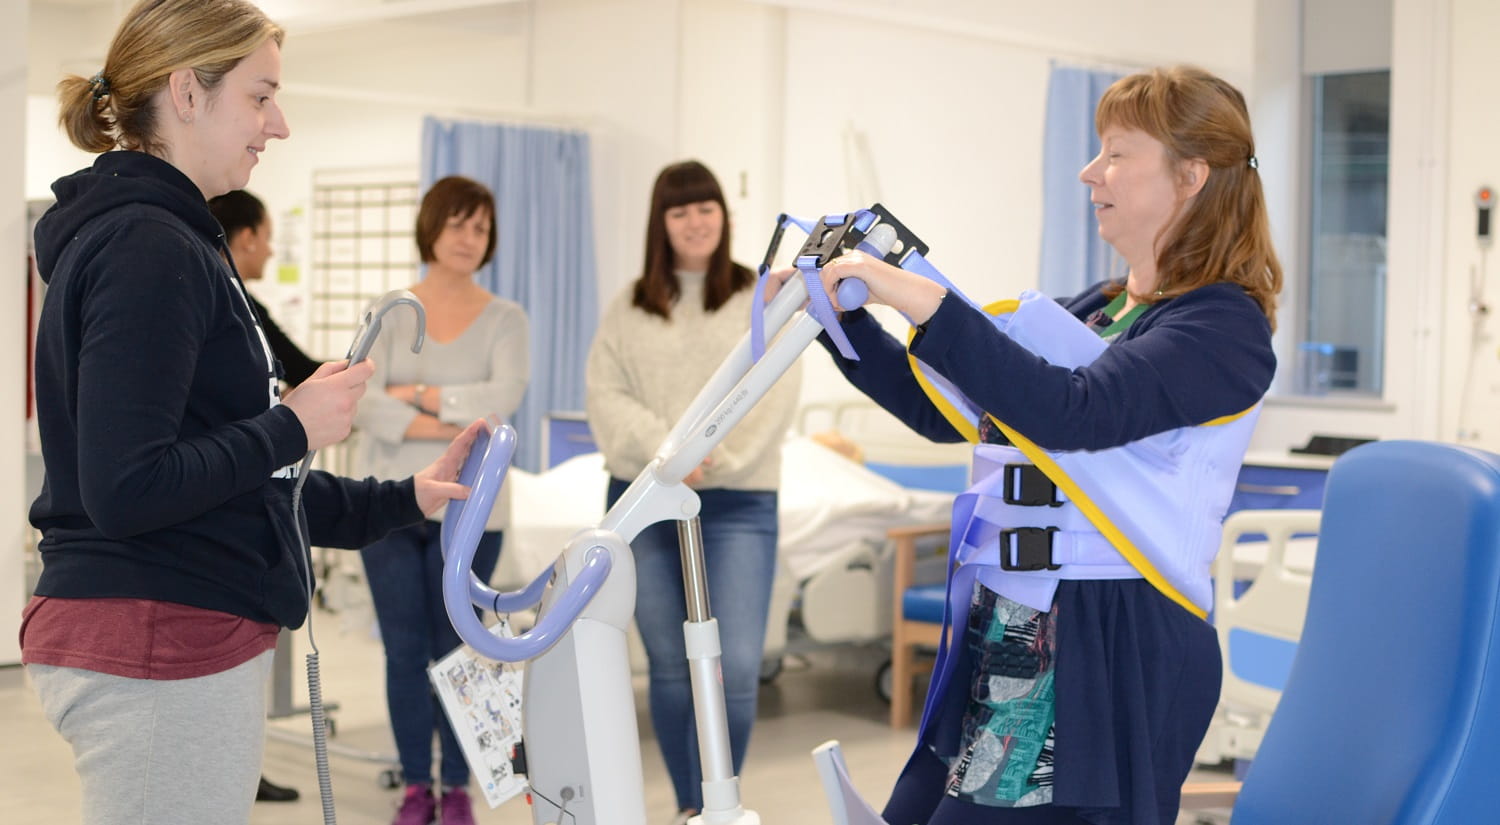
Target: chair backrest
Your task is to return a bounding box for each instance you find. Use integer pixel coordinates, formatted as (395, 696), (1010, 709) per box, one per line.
(1234, 441), (1500, 824)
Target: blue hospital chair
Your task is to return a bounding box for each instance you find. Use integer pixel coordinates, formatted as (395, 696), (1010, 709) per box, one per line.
(1186, 439), (1500, 822)
(825, 440), (1500, 824)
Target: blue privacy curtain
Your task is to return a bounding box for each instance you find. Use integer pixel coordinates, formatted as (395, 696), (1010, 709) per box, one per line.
(1038, 64), (1125, 299)
(422, 117), (598, 472)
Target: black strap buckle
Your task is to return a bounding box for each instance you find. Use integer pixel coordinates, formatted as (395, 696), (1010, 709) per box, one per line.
(787, 203), (932, 270)
(999, 527), (1061, 571)
(1002, 464), (1062, 507)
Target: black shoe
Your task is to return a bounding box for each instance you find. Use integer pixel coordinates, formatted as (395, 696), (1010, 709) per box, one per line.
(256, 775), (300, 802)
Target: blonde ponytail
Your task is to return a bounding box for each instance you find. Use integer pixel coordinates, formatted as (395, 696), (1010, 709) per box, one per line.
(55, 0), (283, 156)
(57, 73), (117, 153)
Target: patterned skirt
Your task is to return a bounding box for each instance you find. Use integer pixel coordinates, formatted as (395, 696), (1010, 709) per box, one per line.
(946, 584), (1058, 807)
(882, 578), (1221, 825)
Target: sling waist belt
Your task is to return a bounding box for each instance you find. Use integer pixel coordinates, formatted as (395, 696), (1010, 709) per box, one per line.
(952, 443), (1141, 611)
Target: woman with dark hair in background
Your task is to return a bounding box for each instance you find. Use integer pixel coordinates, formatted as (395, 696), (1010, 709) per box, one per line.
(586, 160), (799, 825)
(210, 188), (319, 386)
(209, 189), (312, 805)
(354, 174), (530, 825)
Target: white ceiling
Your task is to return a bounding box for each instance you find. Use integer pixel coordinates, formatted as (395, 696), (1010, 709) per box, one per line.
(27, 0), (531, 97)
(29, 0), (528, 34)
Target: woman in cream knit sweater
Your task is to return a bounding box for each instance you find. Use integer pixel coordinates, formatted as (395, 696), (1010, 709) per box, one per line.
(586, 161), (798, 824)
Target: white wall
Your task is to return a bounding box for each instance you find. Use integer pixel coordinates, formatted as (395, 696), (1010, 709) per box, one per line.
(1438, 0), (1500, 448)
(679, 1), (787, 269)
(1250, 0), (1304, 398)
(1303, 0), (1393, 75)
(769, 0), (1254, 303)
(752, 0), (1252, 76)
(272, 8), (534, 222)
(3, 2), (30, 666)
(25, 2), (115, 98)
(529, 0), (682, 306)
(757, 0), (1258, 413)
(26, 95), (94, 201)
(24, 2), (115, 200)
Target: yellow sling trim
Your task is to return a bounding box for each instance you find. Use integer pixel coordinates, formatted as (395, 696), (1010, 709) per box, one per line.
(904, 299), (1018, 445)
(1202, 405), (1257, 427)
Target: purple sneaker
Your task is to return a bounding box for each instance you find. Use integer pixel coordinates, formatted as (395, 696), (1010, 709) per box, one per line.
(392, 784), (436, 825)
(440, 786), (476, 825)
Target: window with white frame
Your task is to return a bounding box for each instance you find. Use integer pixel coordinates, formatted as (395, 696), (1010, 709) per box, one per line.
(1298, 70), (1390, 396)
(1294, 0), (1393, 397)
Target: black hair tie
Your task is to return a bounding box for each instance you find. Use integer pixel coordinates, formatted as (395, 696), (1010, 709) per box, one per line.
(89, 72), (110, 102)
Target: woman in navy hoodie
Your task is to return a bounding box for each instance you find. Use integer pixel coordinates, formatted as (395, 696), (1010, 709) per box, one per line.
(21, 2), (483, 823)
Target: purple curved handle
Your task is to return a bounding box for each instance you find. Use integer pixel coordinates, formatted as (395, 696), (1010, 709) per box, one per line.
(440, 424), (613, 662)
(440, 423), (513, 608)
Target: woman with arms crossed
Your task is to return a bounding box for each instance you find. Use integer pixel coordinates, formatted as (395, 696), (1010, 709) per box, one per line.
(354, 175), (530, 825)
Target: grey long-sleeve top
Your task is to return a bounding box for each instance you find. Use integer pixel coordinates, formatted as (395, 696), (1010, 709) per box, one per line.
(354, 296), (530, 529)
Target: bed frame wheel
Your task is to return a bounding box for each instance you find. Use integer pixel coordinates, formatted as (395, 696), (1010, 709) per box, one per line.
(759, 656), (783, 684)
(875, 658), (894, 703)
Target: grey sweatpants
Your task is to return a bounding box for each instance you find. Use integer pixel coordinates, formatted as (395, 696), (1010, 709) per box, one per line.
(29, 650), (274, 825)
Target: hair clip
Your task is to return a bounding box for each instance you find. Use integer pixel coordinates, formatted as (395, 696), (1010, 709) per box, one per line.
(89, 72), (111, 102)
(1247, 156), (1259, 170)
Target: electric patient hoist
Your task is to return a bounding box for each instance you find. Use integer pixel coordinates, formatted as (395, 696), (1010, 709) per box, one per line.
(436, 206), (929, 825)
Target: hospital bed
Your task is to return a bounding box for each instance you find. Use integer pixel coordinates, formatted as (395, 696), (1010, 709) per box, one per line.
(1194, 508), (1320, 768)
(497, 427), (963, 684)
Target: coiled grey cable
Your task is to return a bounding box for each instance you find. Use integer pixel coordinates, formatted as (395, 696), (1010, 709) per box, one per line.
(287, 291), (425, 825)
(291, 471), (337, 824)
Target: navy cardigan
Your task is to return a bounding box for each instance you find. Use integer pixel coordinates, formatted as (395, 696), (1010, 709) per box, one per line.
(821, 282), (1276, 451)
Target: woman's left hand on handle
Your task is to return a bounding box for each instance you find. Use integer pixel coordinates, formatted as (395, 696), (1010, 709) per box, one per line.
(413, 418), (488, 515)
(761, 266), (801, 304)
(820, 251), (946, 324)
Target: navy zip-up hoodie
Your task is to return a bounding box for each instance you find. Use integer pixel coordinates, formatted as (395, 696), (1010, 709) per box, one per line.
(30, 151), (422, 628)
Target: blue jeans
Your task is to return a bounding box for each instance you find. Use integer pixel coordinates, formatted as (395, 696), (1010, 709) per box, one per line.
(360, 520), (501, 788)
(607, 478), (778, 812)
